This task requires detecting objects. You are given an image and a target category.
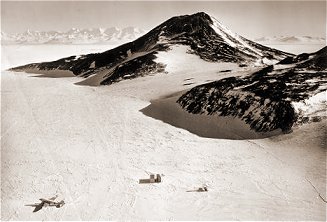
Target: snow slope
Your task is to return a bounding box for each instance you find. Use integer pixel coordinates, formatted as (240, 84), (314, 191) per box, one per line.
(292, 90), (326, 122)
(2, 67), (326, 220)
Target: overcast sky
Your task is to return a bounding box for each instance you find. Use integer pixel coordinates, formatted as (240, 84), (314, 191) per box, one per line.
(1, 1), (326, 39)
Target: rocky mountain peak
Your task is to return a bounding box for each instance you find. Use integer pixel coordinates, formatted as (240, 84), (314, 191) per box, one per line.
(157, 12), (214, 36)
(11, 12), (292, 85)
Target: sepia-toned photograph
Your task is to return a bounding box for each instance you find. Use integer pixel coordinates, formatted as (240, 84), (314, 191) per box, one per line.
(1, 0), (326, 220)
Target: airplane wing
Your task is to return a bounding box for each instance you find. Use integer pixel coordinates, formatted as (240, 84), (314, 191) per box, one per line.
(49, 195), (58, 201)
(32, 203), (44, 213)
(26, 203), (44, 212)
(39, 195), (57, 203)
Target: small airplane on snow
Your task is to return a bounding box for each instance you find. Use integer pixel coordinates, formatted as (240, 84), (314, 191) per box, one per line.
(25, 195), (65, 212)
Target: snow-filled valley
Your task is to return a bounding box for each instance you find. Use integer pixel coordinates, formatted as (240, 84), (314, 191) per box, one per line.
(1, 42), (326, 220)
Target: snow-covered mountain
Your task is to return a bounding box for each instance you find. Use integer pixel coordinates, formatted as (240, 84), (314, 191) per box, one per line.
(11, 12), (291, 85)
(1, 27), (145, 44)
(255, 36), (326, 44)
(178, 46), (327, 133)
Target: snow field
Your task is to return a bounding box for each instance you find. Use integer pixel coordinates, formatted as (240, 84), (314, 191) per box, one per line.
(1, 44), (326, 220)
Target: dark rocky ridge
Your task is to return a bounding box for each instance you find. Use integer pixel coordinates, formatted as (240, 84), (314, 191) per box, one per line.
(279, 46), (327, 70)
(11, 12), (291, 85)
(177, 46), (327, 132)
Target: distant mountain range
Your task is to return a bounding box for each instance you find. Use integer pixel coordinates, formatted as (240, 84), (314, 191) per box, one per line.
(255, 36), (326, 44)
(1, 27), (145, 44)
(2, 28), (325, 45)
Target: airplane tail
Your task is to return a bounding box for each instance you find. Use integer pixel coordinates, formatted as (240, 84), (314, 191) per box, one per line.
(56, 200), (65, 208)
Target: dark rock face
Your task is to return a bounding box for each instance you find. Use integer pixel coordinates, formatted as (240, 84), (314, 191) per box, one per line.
(100, 53), (166, 85)
(178, 46), (327, 132)
(11, 12), (291, 85)
(295, 47), (327, 70)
